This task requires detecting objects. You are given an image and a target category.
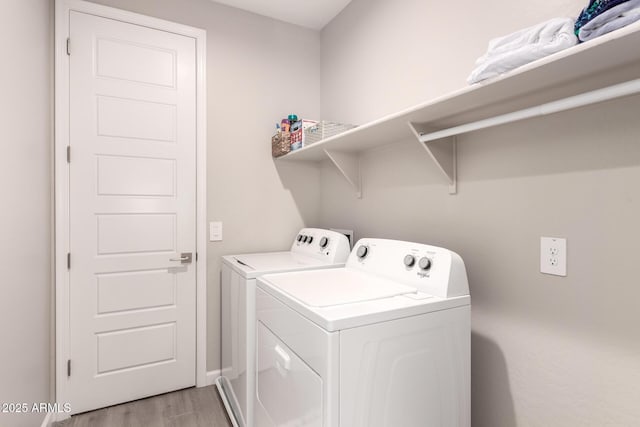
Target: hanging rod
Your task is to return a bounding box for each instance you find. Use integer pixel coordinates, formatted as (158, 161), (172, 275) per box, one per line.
(419, 78), (640, 143)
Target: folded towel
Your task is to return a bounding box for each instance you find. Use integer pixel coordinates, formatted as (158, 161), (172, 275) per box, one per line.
(468, 18), (578, 85)
(575, 0), (632, 34)
(578, 0), (640, 41)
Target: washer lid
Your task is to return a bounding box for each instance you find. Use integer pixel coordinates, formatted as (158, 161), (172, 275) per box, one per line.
(231, 252), (328, 273)
(265, 269), (416, 307)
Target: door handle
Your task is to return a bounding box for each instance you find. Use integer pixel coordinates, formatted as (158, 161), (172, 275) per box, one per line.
(170, 252), (193, 264)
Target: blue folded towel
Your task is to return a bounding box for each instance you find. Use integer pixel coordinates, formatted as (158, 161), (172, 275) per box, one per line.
(575, 0), (632, 34)
(578, 0), (640, 41)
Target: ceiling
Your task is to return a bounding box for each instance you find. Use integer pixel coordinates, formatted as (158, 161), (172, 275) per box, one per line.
(211, 0), (353, 30)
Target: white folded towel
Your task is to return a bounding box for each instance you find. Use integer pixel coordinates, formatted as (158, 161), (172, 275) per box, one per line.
(579, 0), (640, 41)
(468, 18), (578, 85)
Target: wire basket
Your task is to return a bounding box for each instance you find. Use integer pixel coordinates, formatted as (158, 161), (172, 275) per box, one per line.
(304, 121), (357, 145)
(271, 131), (291, 158)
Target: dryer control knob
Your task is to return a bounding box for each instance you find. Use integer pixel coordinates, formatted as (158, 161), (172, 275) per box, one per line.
(356, 245), (369, 258)
(319, 237), (329, 248)
(302, 235), (308, 243)
(403, 255), (416, 267)
(297, 235), (303, 242)
(307, 236), (314, 244)
(418, 257), (432, 270)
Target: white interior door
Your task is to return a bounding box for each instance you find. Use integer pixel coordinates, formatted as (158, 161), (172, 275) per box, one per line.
(68, 10), (197, 414)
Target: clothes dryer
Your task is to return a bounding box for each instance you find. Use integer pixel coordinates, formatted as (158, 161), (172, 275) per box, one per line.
(217, 228), (351, 427)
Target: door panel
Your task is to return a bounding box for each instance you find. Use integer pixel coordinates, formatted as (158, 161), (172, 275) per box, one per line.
(96, 95), (177, 141)
(97, 270), (176, 314)
(95, 37), (176, 87)
(96, 213), (177, 254)
(68, 11), (196, 414)
(96, 322), (177, 374)
(96, 155), (176, 197)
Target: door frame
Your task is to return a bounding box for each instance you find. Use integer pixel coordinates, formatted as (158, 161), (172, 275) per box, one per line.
(54, 0), (207, 419)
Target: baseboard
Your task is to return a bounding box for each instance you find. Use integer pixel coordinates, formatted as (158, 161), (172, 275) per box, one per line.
(205, 369), (221, 386)
(40, 412), (55, 427)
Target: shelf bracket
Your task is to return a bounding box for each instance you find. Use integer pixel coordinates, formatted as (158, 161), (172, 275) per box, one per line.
(324, 149), (362, 198)
(408, 122), (457, 195)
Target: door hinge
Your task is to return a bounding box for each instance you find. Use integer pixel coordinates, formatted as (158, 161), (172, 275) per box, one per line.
(66, 38), (71, 55)
(67, 253), (71, 270)
(66, 146), (71, 163)
(67, 360), (71, 377)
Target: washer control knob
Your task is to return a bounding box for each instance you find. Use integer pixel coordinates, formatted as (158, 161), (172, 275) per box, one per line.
(302, 235), (308, 243)
(403, 255), (416, 267)
(418, 257), (432, 270)
(307, 236), (314, 244)
(319, 237), (329, 248)
(297, 235), (303, 242)
(356, 245), (369, 259)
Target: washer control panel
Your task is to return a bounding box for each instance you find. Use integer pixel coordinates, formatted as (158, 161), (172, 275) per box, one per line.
(348, 238), (469, 298)
(291, 228), (351, 263)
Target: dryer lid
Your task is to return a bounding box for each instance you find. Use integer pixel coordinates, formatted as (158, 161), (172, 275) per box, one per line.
(264, 269), (416, 307)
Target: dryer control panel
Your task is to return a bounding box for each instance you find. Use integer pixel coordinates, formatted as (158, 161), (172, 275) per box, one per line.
(291, 228), (351, 263)
(349, 238), (469, 298)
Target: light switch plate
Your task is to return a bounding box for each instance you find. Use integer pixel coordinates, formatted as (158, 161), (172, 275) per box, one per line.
(540, 237), (567, 276)
(210, 221), (222, 242)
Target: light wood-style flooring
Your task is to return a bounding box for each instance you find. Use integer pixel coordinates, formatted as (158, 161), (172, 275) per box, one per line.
(54, 385), (232, 427)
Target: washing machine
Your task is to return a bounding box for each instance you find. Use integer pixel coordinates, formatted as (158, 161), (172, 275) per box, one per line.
(254, 238), (470, 427)
(217, 228), (351, 427)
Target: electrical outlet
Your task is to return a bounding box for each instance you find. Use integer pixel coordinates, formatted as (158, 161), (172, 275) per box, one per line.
(540, 237), (567, 276)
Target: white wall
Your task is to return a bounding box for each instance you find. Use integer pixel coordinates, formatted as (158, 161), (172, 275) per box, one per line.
(88, 0), (322, 373)
(319, 0), (640, 425)
(0, 1), (53, 427)
(321, 0), (582, 123)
